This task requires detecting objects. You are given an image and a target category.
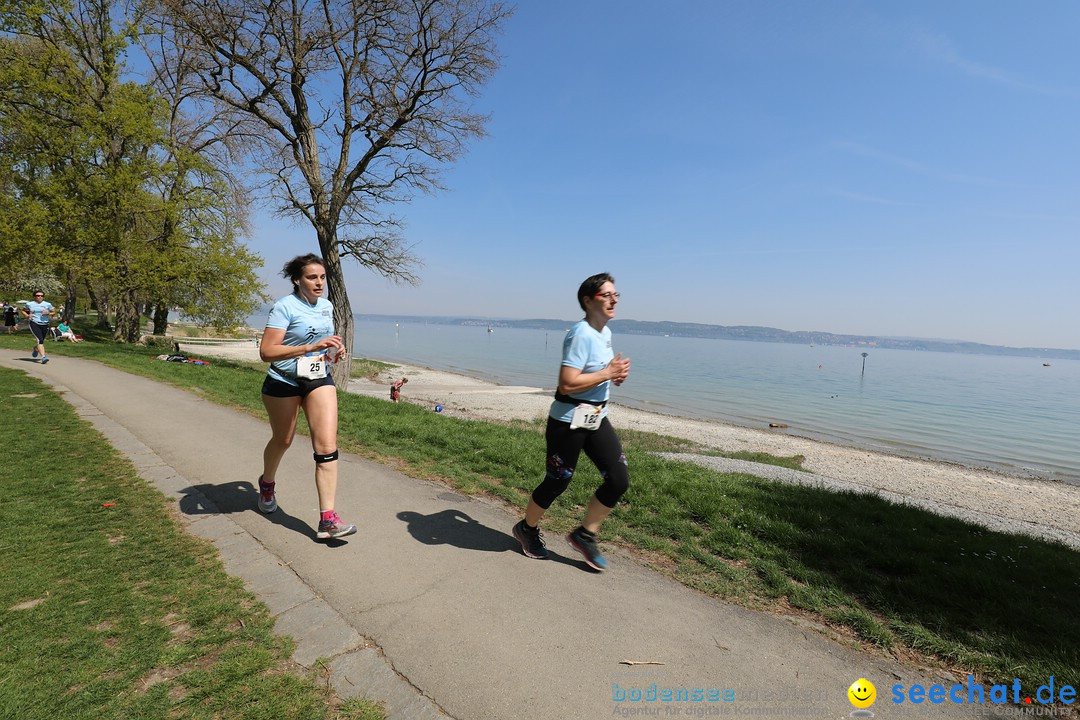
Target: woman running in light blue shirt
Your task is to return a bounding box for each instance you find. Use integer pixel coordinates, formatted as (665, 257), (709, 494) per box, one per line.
(21, 291), (54, 363)
(256, 254), (356, 541)
(512, 272), (632, 571)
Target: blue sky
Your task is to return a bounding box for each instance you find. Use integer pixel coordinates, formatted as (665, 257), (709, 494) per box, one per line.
(251, 1), (1080, 350)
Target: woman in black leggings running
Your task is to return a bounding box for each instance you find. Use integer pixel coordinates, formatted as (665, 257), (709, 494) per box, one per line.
(512, 273), (631, 571)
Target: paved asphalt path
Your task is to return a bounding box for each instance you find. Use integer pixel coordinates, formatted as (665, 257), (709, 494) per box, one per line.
(3, 350), (982, 719)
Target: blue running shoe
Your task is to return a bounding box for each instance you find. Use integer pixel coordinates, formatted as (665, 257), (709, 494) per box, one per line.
(567, 526), (607, 571)
(32, 348), (39, 358)
(40, 356), (49, 364)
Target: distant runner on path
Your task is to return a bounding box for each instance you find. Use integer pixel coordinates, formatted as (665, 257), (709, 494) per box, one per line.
(256, 253), (356, 541)
(21, 291), (54, 363)
(512, 272), (631, 571)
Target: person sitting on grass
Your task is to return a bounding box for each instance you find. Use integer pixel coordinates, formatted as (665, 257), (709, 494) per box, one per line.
(57, 321), (82, 343)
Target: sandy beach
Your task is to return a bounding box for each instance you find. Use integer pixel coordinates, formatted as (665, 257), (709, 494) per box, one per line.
(347, 361), (1080, 550)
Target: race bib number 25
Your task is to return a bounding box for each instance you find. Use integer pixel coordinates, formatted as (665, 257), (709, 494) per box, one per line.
(296, 353), (328, 380)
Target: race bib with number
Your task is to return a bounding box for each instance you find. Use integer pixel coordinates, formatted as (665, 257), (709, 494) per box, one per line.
(296, 352), (328, 380)
(569, 404), (603, 431)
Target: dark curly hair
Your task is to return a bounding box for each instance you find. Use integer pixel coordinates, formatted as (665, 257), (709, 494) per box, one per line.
(281, 254), (326, 290)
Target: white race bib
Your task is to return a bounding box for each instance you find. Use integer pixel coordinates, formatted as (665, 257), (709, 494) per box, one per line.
(296, 352), (328, 380)
(569, 404), (603, 431)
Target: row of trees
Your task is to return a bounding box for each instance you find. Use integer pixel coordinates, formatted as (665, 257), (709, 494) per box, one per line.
(0, 0), (266, 341)
(1, 0), (509, 383)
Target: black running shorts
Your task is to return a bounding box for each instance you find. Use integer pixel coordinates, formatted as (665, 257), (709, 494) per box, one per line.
(261, 374), (336, 398)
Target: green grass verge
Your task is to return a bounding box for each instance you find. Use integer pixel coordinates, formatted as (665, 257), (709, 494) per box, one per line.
(2, 332), (1077, 695)
(0, 364), (384, 720)
(349, 356), (397, 380)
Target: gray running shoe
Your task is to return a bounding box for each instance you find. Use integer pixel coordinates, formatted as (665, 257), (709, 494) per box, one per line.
(512, 519), (549, 559)
(257, 475), (277, 514)
(40, 356), (49, 364)
(317, 511), (357, 540)
(567, 526), (608, 571)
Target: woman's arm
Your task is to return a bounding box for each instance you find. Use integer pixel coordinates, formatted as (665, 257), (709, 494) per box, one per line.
(258, 327), (344, 363)
(557, 353), (631, 396)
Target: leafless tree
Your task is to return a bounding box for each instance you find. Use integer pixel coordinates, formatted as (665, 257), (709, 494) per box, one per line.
(150, 0), (509, 382)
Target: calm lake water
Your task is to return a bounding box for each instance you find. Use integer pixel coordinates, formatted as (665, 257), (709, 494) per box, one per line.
(351, 318), (1080, 484)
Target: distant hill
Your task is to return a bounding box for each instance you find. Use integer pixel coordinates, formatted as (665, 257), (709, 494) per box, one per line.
(356, 314), (1080, 361)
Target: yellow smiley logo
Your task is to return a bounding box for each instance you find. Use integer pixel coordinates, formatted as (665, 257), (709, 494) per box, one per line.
(848, 678), (876, 709)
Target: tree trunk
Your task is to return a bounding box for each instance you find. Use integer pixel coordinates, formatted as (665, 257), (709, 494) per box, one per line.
(63, 269), (78, 324)
(113, 289), (142, 343)
(86, 282), (112, 329)
(317, 224), (354, 388)
(152, 302), (170, 335)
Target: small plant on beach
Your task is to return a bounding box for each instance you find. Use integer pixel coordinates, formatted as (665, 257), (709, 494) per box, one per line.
(710, 449), (806, 470)
(610, 428), (806, 470)
(349, 357), (397, 380)
(165, 323), (262, 340)
(141, 334), (176, 349)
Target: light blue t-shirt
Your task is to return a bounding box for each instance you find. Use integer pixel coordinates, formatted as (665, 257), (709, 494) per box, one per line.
(264, 293), (335, 386)
(24, 300), (53, 325)
(549, 320), (615, 423)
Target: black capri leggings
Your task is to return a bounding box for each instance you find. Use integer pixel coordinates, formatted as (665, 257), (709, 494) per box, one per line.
(29, 322), (49, 344)
(531, 415), (630, 510)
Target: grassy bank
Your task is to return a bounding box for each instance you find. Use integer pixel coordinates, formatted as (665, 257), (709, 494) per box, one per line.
(3, 331), (1077, 697)
(0, 363), (383, 720)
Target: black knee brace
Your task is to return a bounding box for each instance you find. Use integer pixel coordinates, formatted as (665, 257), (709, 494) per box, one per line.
(313, 449), (339, 464)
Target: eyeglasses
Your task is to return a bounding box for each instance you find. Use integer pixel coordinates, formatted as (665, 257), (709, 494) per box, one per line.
(33, 294), (44, 298)
(593, 292), (620, 300)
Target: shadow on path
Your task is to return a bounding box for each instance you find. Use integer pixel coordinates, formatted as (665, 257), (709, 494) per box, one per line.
(397, 509), (515, 551)
(396, 508), (592, 570)
(179, 480), (352, 545)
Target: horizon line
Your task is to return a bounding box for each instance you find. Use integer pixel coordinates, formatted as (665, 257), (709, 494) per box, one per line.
(350, 312), (1078, 355)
